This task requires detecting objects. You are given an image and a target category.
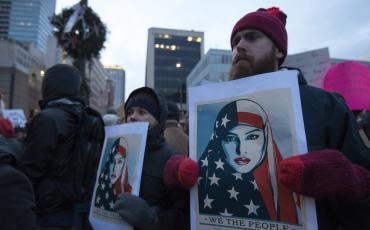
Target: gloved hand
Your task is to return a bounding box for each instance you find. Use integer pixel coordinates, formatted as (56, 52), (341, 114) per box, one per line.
(279, 149), (370, 202)
(163, 154), (199, 189)
(114, 193), (158, 230)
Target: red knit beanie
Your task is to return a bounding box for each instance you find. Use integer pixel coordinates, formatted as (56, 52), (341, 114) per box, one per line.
(0, 118), (15, 138)
(230, 7), (288, 66)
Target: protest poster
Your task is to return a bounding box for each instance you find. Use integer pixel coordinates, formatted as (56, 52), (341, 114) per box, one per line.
(282, 47), (331, 88)
(89, 122), (148, 230)
(188, 70), (317, 230)
(3, 109), (27, 128)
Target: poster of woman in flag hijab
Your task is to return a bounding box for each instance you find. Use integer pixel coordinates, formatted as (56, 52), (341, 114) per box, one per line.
(90, 122), (148, 230)
(188, 71), (317, 230)
(94, 137), (132, 212)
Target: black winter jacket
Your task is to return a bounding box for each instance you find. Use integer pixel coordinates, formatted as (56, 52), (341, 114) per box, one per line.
(125, 87), (189, 230)
(0, 136), (36, 230)
(293, 68), (370, 230)
(20, 99), (83, 215)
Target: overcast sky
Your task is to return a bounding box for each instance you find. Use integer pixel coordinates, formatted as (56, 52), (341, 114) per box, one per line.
(56, 0), (370, 98)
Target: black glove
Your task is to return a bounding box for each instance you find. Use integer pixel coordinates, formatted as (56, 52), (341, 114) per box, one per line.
(114, 193), (158, 230)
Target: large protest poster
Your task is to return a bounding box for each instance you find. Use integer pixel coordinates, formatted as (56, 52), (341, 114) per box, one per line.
(188, 71), (317, 230)
(89, 122), (148, 230)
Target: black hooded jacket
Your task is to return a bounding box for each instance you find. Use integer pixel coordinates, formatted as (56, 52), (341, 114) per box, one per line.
(125, 87), (189, 230)
(0, 136), (36, 230)
(20, 64), (85, 217)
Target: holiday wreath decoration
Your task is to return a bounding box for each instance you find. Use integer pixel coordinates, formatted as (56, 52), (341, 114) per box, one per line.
(50, 5), (107, 61)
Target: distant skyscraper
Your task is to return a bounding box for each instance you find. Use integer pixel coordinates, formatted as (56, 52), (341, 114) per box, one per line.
(146, 28), (204, 106)
(8, 0), (56, 53)
(105, 65), (125, 109)
(0, 0), (11, 38)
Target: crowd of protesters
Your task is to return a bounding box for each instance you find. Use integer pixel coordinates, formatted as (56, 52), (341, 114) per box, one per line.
(0, 6), (369, 230)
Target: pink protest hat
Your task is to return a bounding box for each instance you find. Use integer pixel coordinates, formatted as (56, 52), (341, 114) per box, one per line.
(323, 61), (370, 110)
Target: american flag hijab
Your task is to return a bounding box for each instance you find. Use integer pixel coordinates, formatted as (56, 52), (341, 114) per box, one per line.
(198, 99), (298, 223)
(95, 137), (132, 211)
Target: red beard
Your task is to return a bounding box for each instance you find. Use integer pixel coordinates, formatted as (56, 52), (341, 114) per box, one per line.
(229, 48), (277, 80)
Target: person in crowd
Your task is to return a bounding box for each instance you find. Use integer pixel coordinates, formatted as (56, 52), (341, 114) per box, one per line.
(356, 110), (370, 147)
(19, 64), (103, 229)
(114, 86), (189, 230)
(230, 6), (370, 229)
(197, 99), (298, 223)
(165, 6), (370, 230)
(164, 101), (189, 154)
(103, 107), (120, 126)
(0, 117), (36, 230)
(95, 137), (131, 212)
(323, 61), (370, 145)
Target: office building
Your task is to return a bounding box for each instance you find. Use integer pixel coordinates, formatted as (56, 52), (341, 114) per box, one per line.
(187, 49), (232, 87)
(8, 0), (56, 53)
(89, 58), (110, 114)
(0, 0), (11, 38)
(104, 65), (125, 109)
(146, 27), (204, 106)
(0, 38), (45, 115)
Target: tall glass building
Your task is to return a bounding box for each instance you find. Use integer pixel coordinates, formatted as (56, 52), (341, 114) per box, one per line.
(8, 0), (56, 53)
(146, 28), (204, 106)
(105, 65), (126, 109)
(0, 0), (11, 38)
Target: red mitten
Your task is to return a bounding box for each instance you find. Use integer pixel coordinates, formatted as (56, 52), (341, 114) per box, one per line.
(164, 155), (199, 190)
(279, 149), (370, 202)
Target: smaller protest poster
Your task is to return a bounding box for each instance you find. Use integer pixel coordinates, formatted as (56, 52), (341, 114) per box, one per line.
(282, 47), (331, 88)
(3, 109), (27, 128)
(89, 122), (148, 230)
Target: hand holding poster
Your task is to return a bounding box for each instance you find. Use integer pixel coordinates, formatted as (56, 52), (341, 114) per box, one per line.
(188, 70), (317, 230)
(89, 122), (148, 230)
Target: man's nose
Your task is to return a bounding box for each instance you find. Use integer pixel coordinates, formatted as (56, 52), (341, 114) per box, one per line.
(236, 39), (247, 53)
(127, 113), (138, 122)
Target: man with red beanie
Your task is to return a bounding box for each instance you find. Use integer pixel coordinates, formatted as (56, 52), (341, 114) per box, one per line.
(229, 6), (370, 229)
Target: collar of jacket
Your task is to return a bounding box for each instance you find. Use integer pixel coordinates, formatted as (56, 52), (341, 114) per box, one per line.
(165, 120), (179, 129)
(146, 124), (165, 152)
(39, 97), (85, 110)
(279, 66), (307, 85)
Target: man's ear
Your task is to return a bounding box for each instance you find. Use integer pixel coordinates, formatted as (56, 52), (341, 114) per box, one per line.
(275, 48), (284, 59)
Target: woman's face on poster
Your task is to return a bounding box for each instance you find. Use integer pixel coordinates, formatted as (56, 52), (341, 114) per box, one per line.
(110, 152), (126, 184)
(221, 124), (265, 173)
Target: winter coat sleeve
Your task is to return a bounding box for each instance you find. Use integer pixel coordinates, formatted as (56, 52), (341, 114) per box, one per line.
(139, 147), (190, 230)
(300, 85), (370, 229)
(155, 188), (189, 230)
(301, 86), (370, 169)
(0, 164), (36, 230)
(20, 112), (59, 182)
(325, 96), (370, 169)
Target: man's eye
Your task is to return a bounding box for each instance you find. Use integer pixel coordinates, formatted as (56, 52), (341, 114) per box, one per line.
(232, 37), (240, 47)
(245, 34), (256, 41)
(246, 134), (259, 140)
